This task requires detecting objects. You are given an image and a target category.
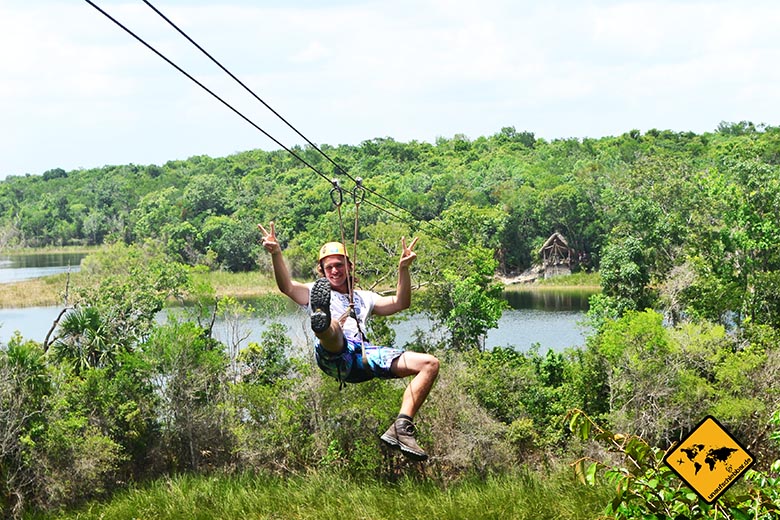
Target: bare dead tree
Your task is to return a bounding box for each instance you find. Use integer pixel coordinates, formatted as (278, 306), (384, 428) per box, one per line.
(43, 268), (74, 352)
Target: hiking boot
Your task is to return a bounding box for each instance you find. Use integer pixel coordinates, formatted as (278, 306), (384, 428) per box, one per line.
(380, 417), (428, 461)
(310, 277), (332, 334)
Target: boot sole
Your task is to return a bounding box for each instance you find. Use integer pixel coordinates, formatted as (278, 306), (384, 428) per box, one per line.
(380, 433), (428, 461)
(399, 445), (428, 461)
(380, 432), (399, 448)
(310, 278), (331, 333)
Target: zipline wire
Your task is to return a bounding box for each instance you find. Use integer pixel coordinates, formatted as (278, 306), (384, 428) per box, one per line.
(83, 0), (331, 185)
(84, 0), (447, 238)
(139, 0), (435, 231)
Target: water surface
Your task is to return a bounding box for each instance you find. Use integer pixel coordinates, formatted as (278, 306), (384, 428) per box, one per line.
(0, 252), (85, 284)
(0, 253), (596, 351)
(1, 289), (595, 351)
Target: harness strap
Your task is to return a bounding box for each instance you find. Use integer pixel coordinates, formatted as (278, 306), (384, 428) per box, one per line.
(330, 178), (368, 369)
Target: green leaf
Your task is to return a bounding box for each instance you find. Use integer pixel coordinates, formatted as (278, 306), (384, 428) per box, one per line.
(728, 508), (751, 520)
(586, 462), (598, 485)
(569, 411), (592, 440)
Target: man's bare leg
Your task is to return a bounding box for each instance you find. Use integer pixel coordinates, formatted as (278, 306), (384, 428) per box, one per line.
(391, 352), (440, 418)
(380, 351), (440, 460)
(316, 320), (345, 353)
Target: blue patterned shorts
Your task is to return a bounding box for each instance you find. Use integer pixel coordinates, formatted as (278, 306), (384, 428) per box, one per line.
(315, 335), (405, 384)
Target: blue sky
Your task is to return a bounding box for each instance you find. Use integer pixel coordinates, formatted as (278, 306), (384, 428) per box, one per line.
(2, 0), (779, 179)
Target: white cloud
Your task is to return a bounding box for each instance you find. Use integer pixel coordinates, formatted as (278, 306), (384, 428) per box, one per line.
(2, 0), (780, 178)
(292, 41), (332, 63)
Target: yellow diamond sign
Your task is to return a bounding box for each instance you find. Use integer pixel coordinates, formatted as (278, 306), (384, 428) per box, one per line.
(664, 416), (755, 504)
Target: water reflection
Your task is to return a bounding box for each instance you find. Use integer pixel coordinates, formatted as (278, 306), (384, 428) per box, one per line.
(504, 287), (594, 311)
(0, 252), (86, 284)
(0, 252), (87, 269)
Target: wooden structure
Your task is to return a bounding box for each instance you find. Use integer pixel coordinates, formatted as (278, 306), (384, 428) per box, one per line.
(539, 232), (573, 278)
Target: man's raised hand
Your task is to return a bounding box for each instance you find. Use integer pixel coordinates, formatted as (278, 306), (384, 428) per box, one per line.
(258, 221), (281, 254)
(399, 236), (419, 268)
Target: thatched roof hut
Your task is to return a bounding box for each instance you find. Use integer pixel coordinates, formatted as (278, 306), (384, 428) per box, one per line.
(539, 232), (573, 278)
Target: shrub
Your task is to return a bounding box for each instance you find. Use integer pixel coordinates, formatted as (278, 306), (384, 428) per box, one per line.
(569, 409), (780, 519)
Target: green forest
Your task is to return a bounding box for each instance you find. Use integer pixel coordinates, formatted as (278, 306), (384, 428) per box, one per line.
(1, 122), (780, 519)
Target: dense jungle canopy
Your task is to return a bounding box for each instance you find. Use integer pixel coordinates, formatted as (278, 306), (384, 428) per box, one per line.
(3, 122), (780, 518)
(2, 121), (780, 327)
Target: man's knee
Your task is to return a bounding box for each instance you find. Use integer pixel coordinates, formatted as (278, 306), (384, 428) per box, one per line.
(411, 353), (439, 378)
(391, 351), (439, 378)
(423, 354), (440, 376)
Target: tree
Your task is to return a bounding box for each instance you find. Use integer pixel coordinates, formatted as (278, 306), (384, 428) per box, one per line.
(76, 242), (190, 346)
(131, 187), (181, 241)
(534, 183), (597, 262)
(597, 235), (653, 317)
(493, 126), (536, 148)
(595, 310), (680, 443)
(216, 296), (255, 383)
(237, 323), (292, 385)
(164, 221), (203, 265)
(422, 246), (508, 350)
(437, 202), (508, 251)
(681, 154), (780, 327)
(203, 217), (260, 272)
(717, 120), (760, 136)
(144, 319), (230, 471)
(0, 337), (49, 518)
(181, 174), (233, 220)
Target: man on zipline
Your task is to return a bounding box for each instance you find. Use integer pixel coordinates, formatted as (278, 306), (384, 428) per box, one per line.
(258, 221), (439, 461)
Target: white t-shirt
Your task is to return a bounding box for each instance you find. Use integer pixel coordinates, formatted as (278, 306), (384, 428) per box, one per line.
(307, 284), (379, 340)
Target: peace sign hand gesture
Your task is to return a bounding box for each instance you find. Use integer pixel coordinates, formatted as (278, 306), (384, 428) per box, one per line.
(399, 236), (419, 269)
(258, 221), (281, 255)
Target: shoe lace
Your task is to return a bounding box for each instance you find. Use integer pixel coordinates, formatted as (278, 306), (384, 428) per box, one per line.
(397, 419), (416, 436)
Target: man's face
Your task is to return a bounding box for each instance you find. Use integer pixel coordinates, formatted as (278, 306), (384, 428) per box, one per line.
(321, 255), (349, 288)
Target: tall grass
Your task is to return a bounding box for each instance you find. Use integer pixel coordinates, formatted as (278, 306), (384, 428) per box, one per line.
(189, 269), (277, 300)
(535, 272), (600, 288)
(0, 270), (279, 309)
(30, 468), (611, 520)
(0, 273), (74, 308)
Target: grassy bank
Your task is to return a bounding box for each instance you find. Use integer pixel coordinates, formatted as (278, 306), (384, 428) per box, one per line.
(0, 246), (100, 308)
(0, 273), (75, 308)
(0, 245), (103, 258)
(0, 270), (279, 309)
(27, 468), (611, 520)
(534, 272), (600, 289)
(190, 269), (277, 299)
(1, 267), (599, 309)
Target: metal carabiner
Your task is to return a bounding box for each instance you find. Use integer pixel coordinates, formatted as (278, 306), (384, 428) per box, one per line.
(352, 177), (366, 205)
(330, 178), (344, 207)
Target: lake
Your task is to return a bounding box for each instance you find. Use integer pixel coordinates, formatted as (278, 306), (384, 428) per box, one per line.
(0, 253), (595, 351)
(1, 292), (595, 352)
(0, 252), (85, 284)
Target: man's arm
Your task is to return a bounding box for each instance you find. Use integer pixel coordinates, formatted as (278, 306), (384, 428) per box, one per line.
(259, 222), (310, 306)
(373, 237), (418, 316)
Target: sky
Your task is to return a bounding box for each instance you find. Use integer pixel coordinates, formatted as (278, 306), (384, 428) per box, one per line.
(2, 0), (779, 179)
